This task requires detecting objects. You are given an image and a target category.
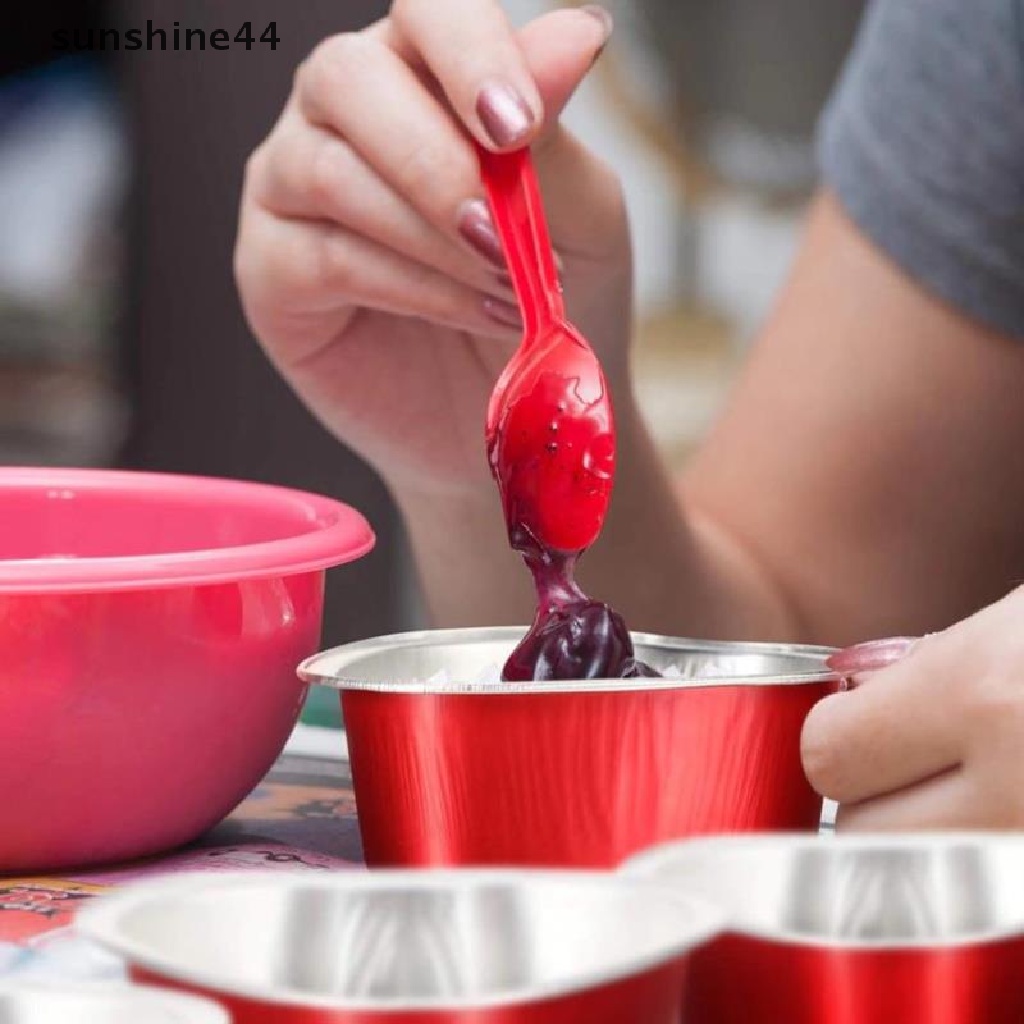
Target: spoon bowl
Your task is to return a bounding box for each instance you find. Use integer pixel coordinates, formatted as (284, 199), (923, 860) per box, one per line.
(486, 320), (614, 555)
(478, 146), (614, 556)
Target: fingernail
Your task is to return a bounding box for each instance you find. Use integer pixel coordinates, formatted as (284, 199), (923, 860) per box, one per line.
(476, 80), (536, 149)
(482, 296), (524, 329)
(580, 4), (614, 44)
(826, 636), (918, 676)
(457, 198), (506, 268)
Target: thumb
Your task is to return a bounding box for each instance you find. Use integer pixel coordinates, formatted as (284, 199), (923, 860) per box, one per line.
(517, 5), (613, 130)
(515, 8), (625, 257)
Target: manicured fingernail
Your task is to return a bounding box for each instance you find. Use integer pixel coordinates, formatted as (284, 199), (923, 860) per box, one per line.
(476, 80), (536, 149)
(580, 4), (614, 43)
(826, 637), (918, 676)
(458, 198), (506, 268)
(483, 296), (524, 329)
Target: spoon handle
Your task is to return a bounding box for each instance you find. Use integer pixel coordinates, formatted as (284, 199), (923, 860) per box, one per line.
(476, 144), (563, 338)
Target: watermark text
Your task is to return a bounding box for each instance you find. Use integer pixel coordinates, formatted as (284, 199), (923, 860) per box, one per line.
(53, 21), (280, 53)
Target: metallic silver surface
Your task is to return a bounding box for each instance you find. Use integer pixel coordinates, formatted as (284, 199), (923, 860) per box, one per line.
(624, 833), (1024, 947)
(299, 626), (836, 693)
(79, 870), (722, 1011)
(0, 983), (227, 1024)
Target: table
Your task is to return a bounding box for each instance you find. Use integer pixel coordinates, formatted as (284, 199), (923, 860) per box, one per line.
(0, 728), (361, 983)
(0, 729), (836, 983)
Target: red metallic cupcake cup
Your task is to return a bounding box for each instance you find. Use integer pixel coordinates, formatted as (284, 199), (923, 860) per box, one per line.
(624, 832), (1024, 1024)
(79, 869), (723, 1024)
(300, 627), (838, 868)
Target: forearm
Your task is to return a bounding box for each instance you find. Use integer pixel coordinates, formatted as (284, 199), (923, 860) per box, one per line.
(393, 392), (801, 640)
(393, 480), (536, 629)
(585, 399), (802, 640)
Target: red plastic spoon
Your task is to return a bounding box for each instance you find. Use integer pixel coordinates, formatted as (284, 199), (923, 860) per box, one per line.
(477, 144), (616, 560)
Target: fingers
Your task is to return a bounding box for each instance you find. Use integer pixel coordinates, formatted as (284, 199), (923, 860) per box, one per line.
(237, 208), (522, 366)
(240, 3), (624, 363)
(296, 8), (612, 233)
(516, 11), (625, 258)
(836, 769), (975, 831)
(803, 590), (1024, 829)
(281, 8), (615, 299)
(388, 0), (544, 150)
(801, 633), (965, 805)
(802, 589), (1024, 832)
(519, 7), (614, 136)
(297, 34), (484, 254)
(249, 114), (513, 301)
(839, 729), (1024, 831)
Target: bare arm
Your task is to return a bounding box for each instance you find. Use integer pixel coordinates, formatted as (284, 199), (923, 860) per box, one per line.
(686, 192), (1024, 645)
(236, 0), (1024, 647)
(401, 193), (1024, 646)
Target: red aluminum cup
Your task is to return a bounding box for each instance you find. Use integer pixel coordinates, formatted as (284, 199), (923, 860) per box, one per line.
(624, 832), (1024, 1024)
(299, 628), (838, 867)
(78, 869), (723, 1024)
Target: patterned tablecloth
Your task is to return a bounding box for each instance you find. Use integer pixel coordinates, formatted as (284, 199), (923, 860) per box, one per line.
(0, 734), (362, 983)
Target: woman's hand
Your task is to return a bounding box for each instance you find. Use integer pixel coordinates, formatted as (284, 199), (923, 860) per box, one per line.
(802, 586), (1024, 829)
(235, 0), (630, 497)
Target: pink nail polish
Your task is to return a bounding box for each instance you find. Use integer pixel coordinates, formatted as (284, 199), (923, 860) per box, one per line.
(458, 198), (506, 268)
(482, 296), (524, 329)
(476, 81), (536, 149)
(826, 636), (918, 676)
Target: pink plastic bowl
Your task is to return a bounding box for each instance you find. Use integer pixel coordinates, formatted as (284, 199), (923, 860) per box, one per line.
(0, 467), (374, 873)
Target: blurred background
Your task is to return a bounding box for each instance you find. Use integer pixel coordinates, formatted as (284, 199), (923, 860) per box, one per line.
(0, 0), (865, 723)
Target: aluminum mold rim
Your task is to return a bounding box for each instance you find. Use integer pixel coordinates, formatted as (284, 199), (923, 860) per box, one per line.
(78, 869), (724, 1012)
(622, 831), (1024, 951)
(299, 625), (839, 694)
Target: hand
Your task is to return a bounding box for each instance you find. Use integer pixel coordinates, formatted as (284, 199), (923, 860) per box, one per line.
(235, 0), (630, 496)
(801, 587), (1024, 829)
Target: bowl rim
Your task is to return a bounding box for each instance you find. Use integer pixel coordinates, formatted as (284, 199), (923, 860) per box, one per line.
(299, 626), (838, 693)
(622, 831), (1024, 950)
(0, 980), (230, 1023)
(0, 468), (374, 593)
(77, 869), (724, 1011)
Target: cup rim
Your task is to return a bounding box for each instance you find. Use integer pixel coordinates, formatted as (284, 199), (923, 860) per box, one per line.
(622, 832), (1024, 950)
(299, 626), (838, 693)
(78, 869), (724, 1011)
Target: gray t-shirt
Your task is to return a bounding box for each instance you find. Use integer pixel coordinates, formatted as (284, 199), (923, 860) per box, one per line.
(819, 0), (1024, 338)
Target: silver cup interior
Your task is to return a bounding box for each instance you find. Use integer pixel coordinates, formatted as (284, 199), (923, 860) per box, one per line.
(300, 626), (835, 692)
(80, 871), (720, 1010)
(626, 834), (1024, 947)
(0, 984), (227, 1024)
